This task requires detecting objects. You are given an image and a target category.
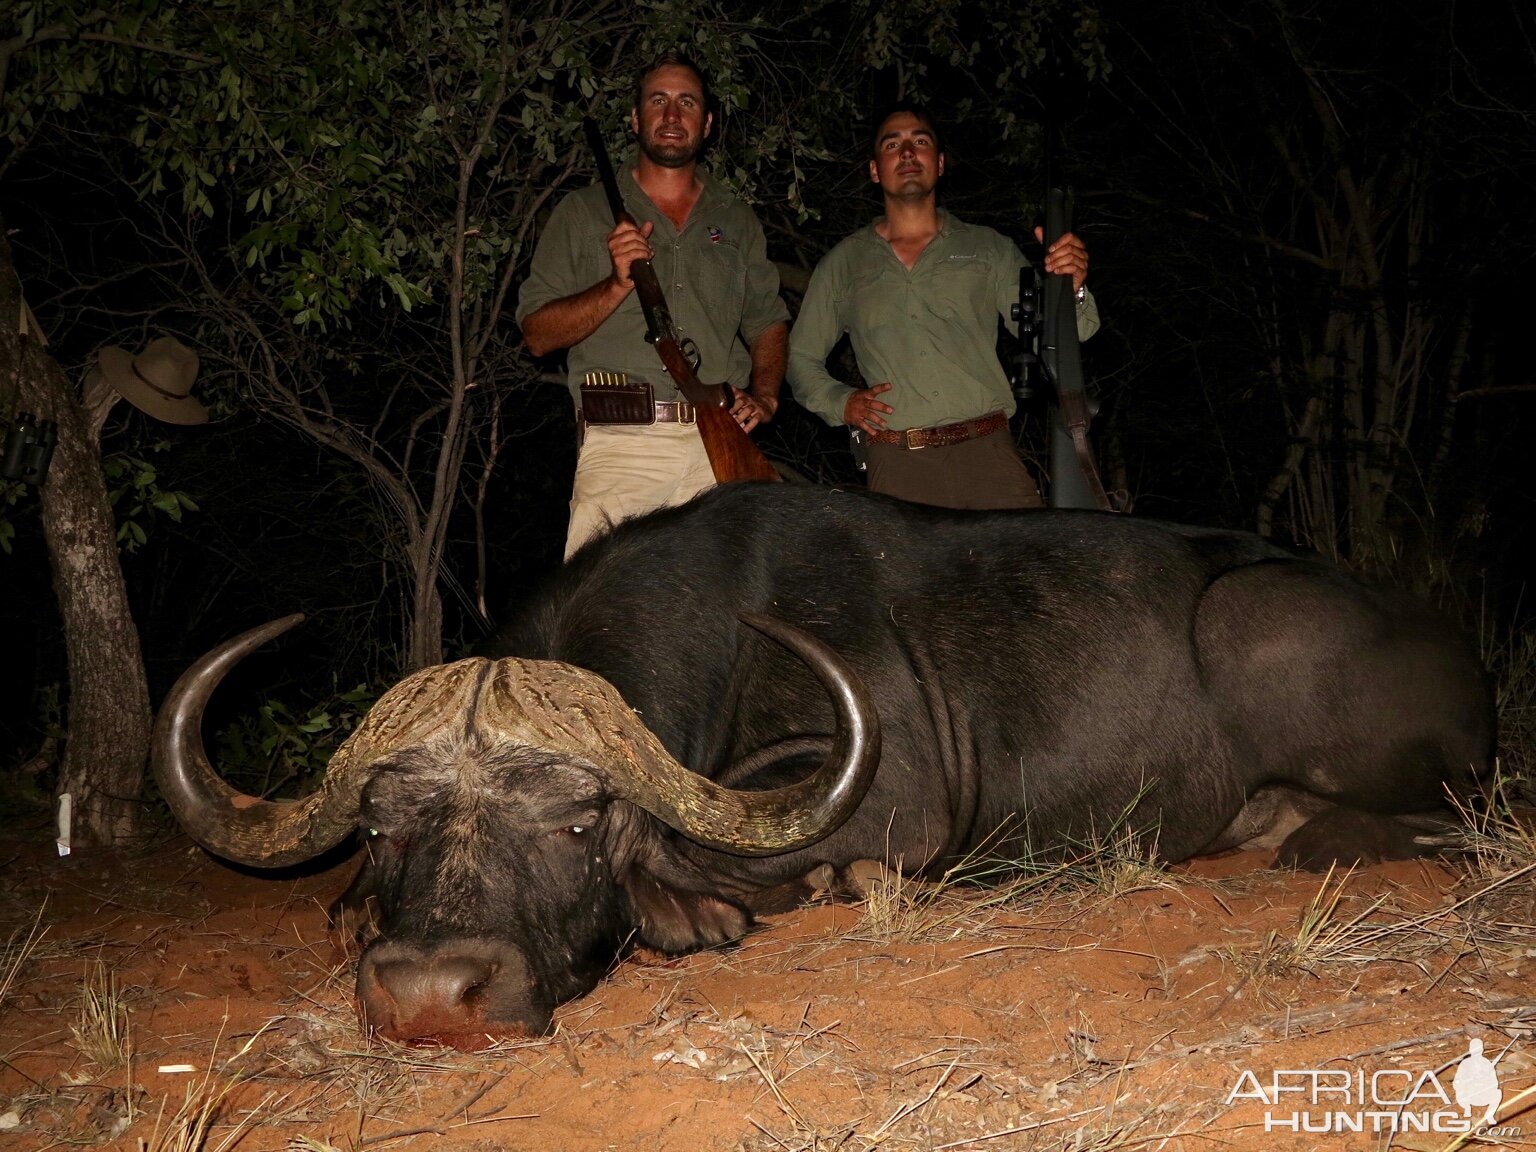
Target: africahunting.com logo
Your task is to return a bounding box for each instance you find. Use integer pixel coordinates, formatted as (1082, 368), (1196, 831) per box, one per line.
(1226, 1036), (1523, 1136)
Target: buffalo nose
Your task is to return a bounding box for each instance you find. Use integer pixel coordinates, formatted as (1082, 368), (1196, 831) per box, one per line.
(373, 952), (494, 1011)
(356, 938), (546, 1049)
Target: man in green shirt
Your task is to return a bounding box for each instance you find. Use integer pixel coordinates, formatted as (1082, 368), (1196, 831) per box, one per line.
(518, 53), (788, 559)
(788, 106), (1098, 510)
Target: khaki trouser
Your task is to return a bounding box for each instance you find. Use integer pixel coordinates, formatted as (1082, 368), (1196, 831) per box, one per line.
(564, 423), (716, 560)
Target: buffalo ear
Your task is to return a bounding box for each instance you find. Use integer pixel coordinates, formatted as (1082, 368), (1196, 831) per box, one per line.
(622, 865), (751, 954)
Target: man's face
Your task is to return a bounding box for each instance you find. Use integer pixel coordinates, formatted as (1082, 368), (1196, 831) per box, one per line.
(869, 112), (943, 200)
(631, 65), (712, 169)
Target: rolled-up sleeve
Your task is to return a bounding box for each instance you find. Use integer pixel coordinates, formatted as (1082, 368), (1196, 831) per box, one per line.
(515, 196), (585, 326)
(1075, 291), (1100, 342)
(787, 255), (852, 427)
(737, 216), (790, 346)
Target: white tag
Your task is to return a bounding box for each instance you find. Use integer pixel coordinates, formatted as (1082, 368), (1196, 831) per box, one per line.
(56, 793), (72, 857)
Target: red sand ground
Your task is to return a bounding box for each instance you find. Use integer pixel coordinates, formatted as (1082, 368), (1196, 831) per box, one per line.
(1, 823), (1532, 1152)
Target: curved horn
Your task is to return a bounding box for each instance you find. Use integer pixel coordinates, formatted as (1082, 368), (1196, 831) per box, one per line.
(152, 616), (371, 868)
(477, 614), (880, 856)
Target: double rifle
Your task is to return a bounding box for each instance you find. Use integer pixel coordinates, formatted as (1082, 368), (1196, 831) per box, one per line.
(582, 118), (779, 485)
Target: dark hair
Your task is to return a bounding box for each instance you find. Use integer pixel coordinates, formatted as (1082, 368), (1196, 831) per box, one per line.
(870, 104), (941, 158)
(634, 51), (712, 115)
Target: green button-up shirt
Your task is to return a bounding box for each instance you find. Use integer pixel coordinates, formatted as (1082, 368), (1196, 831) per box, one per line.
(788, 212), (1099, 430)
(516, 159), (788, 404)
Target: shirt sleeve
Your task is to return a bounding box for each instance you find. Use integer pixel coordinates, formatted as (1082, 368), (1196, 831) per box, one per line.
(515, 193), (589, 326)
(737, 213), (790, 347)
(1075, 290), (1101, 342)
(787, 253), (854, 427)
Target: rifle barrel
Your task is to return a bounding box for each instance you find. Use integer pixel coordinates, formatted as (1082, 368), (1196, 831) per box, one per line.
(582, 118), (631, 226)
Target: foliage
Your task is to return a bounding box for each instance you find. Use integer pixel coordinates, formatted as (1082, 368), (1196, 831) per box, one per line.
(2, 0), (1099, 676)
(101, 445), (198, 553)
(211, 681), (376, 800)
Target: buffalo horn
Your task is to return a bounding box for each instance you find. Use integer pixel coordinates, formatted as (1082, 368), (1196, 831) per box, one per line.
(477, 614), (880, 856)
(152, 616), (492, 868)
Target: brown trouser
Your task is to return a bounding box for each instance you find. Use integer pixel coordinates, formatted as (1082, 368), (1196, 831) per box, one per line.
(865, 427), (1042, 511)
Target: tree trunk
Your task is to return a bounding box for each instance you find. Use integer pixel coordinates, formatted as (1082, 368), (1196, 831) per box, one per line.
(0, 218), (151, 848)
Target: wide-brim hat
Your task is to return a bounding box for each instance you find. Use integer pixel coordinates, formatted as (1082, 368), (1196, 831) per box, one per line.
(97, 336), (208, 425)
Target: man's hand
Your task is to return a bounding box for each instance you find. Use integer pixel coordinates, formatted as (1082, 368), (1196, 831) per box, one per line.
(608, 219), (655, 289)
(730, 388), (777, 432)
(1034, 227), (1089, 292)
(844, 382), (894, 434)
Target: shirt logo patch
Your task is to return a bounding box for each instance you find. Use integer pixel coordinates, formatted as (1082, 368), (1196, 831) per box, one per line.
(707, 226), (723, 244)
(947, 253), (979, 260)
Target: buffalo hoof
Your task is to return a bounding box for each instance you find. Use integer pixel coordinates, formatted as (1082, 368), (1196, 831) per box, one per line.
(1274, 808), (1452, 871)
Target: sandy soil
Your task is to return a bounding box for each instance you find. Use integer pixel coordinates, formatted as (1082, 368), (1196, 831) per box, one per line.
(1, 823), (1532, 1152)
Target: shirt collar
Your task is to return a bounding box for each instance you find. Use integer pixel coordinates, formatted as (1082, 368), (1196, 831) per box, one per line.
(618, 155), (721, 222)
(862, 207), (962, 246)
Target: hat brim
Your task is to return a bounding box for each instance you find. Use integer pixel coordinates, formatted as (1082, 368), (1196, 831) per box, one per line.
(97, 345), (209, 426)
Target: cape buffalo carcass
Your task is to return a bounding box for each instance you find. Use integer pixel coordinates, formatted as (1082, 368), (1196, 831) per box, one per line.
(153, 484), (1493, 1049)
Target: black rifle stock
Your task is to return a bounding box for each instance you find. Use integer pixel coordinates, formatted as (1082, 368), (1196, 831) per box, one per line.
(581, 119), (779, 484)
(1039, 186), (1112, 511)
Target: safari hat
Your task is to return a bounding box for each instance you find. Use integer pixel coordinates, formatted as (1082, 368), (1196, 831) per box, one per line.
(96, 336), (208, 425)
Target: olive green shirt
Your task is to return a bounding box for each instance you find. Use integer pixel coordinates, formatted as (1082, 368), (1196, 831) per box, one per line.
(788, 212), (1099, 430)
(516, 159), (788, 404)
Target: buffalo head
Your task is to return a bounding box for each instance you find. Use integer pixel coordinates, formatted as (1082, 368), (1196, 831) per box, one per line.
(153, 614), (878, 1049)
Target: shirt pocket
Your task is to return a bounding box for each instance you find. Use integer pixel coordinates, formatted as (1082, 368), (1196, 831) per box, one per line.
(923, 257), (993, 325)
(682, 236), (746, 310)
(845, 266), (896, 336)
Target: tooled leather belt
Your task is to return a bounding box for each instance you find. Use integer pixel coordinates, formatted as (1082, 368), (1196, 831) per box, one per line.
(865, 410), (1007, 449)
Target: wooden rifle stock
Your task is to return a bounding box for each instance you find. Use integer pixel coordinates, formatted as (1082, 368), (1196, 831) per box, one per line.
(581, 119), (779, 484)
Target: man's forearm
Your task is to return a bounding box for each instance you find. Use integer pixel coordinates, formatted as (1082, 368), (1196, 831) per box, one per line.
(748, 322), (788, 409)
(520, 276), (629, 357)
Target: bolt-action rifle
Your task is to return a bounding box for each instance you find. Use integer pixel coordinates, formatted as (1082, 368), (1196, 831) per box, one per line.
(1012, 35), (1114, 512)
(582, 119), (779, 484)
(1037, 185), (1112, 511)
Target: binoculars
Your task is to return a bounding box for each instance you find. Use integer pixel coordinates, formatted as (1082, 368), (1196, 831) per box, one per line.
(2, 412), (59, 486)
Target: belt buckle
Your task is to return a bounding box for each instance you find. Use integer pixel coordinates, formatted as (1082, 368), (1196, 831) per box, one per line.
(904, 426), (926, 450)
(677, 401), (696, 426)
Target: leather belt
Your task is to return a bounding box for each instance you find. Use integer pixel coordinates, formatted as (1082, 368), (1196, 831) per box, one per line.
(580, 400), (696, 426)
(866, 410), (1007, 450)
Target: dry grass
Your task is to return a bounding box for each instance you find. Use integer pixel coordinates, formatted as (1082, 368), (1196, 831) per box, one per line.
(852, 805), (1177, 946)
(1220, 848), (1536, 999)
(136, 1025), (293, 1152)
(1236, 865), (1385, 977)
(70, 959), (133, 1071)
(1454, 768), (1536, 875)
(734, 1048), (1215, 1152)
(0, 899), (53, 1013)
(137, 1075), (270, 1152)
(1489, 624), (1536, 787)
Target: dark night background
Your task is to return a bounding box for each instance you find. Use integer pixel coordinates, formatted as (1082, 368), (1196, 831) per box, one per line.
(2, 0), (1533, 832)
